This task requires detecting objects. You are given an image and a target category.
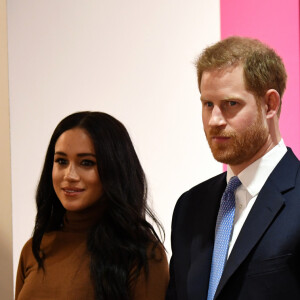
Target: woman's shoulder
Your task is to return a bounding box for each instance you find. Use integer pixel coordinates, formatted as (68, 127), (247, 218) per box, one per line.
(19, 238), (33, 257)
(17, 237), (38, 274)
(16, 237), (35, 294)
(131, 241), (169, 300)
(147, 241), (169, 281)
(147, 241), (168, 263)
(19, 231), (55, 254)
(18, 231), (58, 261)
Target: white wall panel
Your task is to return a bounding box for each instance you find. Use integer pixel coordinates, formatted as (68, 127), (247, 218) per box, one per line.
(8, 0), (221, 281)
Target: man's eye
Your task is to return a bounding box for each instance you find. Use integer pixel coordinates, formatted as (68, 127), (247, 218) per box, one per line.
(228, 101), (237, 106)
(81, 160), (96, 167)
(203, 101), (213, 107)
(54, 158), (67, 165)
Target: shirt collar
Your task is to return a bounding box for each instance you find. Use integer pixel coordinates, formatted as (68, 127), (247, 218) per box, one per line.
(227, 139), (287, 197)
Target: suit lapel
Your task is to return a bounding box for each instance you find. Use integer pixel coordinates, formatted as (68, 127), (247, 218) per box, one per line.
(215, 182), (285, 298)
(187, 173), (227, 300)
(215, 148), (299, 299)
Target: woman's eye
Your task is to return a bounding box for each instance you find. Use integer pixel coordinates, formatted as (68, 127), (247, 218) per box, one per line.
(81, 160), (96, 167)
(54, 158), (67, 165)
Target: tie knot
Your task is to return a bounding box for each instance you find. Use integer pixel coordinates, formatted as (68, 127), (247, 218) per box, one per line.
(227, 176), (242, 193)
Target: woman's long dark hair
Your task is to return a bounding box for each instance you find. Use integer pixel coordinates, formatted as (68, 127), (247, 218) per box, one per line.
(32, 111), (164, 300)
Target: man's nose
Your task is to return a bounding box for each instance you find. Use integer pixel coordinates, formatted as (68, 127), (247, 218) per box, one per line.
(64, 164), (80, 181)
(208, 106), (226, 127)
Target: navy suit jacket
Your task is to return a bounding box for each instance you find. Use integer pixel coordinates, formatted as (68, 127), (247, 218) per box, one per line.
(166, 148), (300, 300)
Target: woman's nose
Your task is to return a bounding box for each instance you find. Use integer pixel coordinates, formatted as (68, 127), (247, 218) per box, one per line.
(64, 164), (80, 181)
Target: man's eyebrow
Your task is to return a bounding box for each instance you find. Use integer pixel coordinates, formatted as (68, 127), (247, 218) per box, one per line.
(200, 96), (243, 102)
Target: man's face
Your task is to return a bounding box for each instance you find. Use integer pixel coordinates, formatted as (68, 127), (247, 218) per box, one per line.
(200, 65), (269, 166)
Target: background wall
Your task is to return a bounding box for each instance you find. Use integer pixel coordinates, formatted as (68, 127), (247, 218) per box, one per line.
(7, 0), (222, 283)
(0, 0), (13, 298)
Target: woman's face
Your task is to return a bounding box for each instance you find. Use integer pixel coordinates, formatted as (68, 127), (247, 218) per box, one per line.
(52, 128), (103, 212)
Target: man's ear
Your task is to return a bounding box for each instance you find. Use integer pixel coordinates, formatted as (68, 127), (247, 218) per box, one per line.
(264, 89), (280, 119)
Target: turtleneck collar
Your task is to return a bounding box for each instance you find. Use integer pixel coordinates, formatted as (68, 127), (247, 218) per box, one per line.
(62, 202), (106, 233)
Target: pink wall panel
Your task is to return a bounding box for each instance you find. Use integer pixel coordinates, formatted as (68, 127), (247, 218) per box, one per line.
(221, 0), (300, 158)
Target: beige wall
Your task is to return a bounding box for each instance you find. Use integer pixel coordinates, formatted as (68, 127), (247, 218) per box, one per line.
(8, 0), (221, 284)
(0, 0), (13, 298)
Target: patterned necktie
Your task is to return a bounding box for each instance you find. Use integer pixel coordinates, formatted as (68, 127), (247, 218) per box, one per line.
(207, 176), (242, 300)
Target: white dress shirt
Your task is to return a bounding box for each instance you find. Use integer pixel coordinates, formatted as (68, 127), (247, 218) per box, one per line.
(226, 139), (287, 258)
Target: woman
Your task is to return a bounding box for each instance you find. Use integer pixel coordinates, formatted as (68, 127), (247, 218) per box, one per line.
(15, 111), (169, 300)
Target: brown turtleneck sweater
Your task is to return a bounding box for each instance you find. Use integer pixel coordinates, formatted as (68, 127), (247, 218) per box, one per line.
(15, 208), (169, 300)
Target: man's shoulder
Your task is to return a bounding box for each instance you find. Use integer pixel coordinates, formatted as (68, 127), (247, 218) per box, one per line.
(282, 147), (299, 164)
(171, 172), (226, 227)
(184, 172), (226, 196)
(174, 172), (226, 209)
(270, 147), (300, 182)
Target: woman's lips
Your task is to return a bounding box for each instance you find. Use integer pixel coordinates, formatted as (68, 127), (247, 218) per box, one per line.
(62, 187), (85, 196)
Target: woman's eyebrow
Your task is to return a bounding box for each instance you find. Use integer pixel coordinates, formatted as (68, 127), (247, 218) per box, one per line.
(54, 151), (67, 156)
(77, 153), (96, 157)
(54, 152), (96, 157)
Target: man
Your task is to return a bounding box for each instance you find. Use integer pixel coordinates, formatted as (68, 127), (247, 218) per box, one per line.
(166, 36), (300, 300)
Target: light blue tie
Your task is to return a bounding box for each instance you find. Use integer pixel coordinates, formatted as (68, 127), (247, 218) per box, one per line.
(207, 176), (241, 300)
